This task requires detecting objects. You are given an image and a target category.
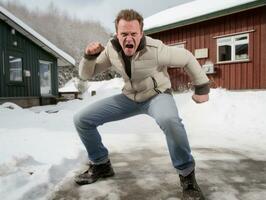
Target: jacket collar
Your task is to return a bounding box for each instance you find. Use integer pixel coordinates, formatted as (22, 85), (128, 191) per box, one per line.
(111, 35), (146, 54)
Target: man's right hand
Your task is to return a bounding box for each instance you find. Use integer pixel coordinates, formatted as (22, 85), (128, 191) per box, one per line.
(85, 42), (104, 56)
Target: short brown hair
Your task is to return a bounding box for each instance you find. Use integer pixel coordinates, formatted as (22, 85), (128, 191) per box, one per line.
(115, 9), (143, 31)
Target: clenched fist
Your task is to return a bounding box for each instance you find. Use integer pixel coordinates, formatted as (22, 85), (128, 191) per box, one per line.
(85, 42), (105, 56)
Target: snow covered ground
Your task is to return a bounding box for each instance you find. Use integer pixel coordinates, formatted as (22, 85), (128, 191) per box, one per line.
(0, 78), (266, 200)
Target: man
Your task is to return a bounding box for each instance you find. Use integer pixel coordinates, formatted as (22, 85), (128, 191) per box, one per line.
(74, 9), (209, 200)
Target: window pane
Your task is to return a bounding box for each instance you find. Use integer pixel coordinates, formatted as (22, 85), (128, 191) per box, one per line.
(217, 37), (231, 44)
(235, 44), (248, 60)
(40, 62), (52, 94)
(219, 45), (231, 61)
(9, 56), (22, 81)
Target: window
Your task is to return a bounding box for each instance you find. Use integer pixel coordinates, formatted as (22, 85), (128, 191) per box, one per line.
(39, 60), (52, 95)
(217, 33), (249, 63)
(9, 55), (23, 81)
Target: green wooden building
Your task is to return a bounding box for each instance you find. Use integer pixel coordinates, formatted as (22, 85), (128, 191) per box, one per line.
(0, 6), (75, 107)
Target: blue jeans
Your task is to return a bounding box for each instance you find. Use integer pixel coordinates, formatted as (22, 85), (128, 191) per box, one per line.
(73, 93), (195, 176)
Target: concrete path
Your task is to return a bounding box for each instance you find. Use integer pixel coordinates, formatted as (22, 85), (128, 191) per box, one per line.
(48, 148), (266, 200)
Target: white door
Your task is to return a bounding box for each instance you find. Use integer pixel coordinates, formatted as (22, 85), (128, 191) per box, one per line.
(39, 60), (52, 95)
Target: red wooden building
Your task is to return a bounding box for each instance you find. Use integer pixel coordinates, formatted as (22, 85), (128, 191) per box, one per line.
(144, 0), (266, 91)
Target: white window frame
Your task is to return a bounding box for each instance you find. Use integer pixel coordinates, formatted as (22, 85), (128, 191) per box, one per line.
(217, 33), (249, 63)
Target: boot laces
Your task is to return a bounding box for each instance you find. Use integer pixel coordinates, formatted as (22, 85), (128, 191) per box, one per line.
(88, 163), (98, 174)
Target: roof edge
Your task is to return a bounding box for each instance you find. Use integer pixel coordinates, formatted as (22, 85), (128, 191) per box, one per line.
(144, 0), (266, 35)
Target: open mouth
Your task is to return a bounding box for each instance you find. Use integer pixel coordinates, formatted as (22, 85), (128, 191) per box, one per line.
(125, 44), (134, 49)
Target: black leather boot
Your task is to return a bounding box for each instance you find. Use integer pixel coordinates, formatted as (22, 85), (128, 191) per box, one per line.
(179, 170), (205, 200)
(74, 160), (115, 185)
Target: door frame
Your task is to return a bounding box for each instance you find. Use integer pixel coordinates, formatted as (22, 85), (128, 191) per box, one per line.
(39, 60), (53, 96)
(0, 50), (4, 97)
(0, 20), (2, 97)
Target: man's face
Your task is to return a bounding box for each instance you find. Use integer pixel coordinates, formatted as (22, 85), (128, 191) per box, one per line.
(116, 19), (143, 56)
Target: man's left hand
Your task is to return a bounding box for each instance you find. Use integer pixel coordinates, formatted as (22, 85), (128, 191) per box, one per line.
(192, 94), (209, 103)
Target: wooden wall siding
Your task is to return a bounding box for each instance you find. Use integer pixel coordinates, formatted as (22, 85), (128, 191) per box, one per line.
(261, 8), (266, 88)
(149, 7), (266, 90)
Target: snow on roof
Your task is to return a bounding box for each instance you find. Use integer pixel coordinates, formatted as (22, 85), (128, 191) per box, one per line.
(0, 6), (75, 66)
(144, 0), (260, 32)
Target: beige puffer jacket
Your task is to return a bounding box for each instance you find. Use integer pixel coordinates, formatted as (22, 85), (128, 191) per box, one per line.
(79, 36), (209, 102)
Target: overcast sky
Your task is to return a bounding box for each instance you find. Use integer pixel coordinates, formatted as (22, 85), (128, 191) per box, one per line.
(1, 0), (193, 32)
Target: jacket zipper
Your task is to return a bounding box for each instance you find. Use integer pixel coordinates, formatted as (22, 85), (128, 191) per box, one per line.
(151, 77), (161, 94)
(130, 79), (137, 101)
(130, 58), (137, 101)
